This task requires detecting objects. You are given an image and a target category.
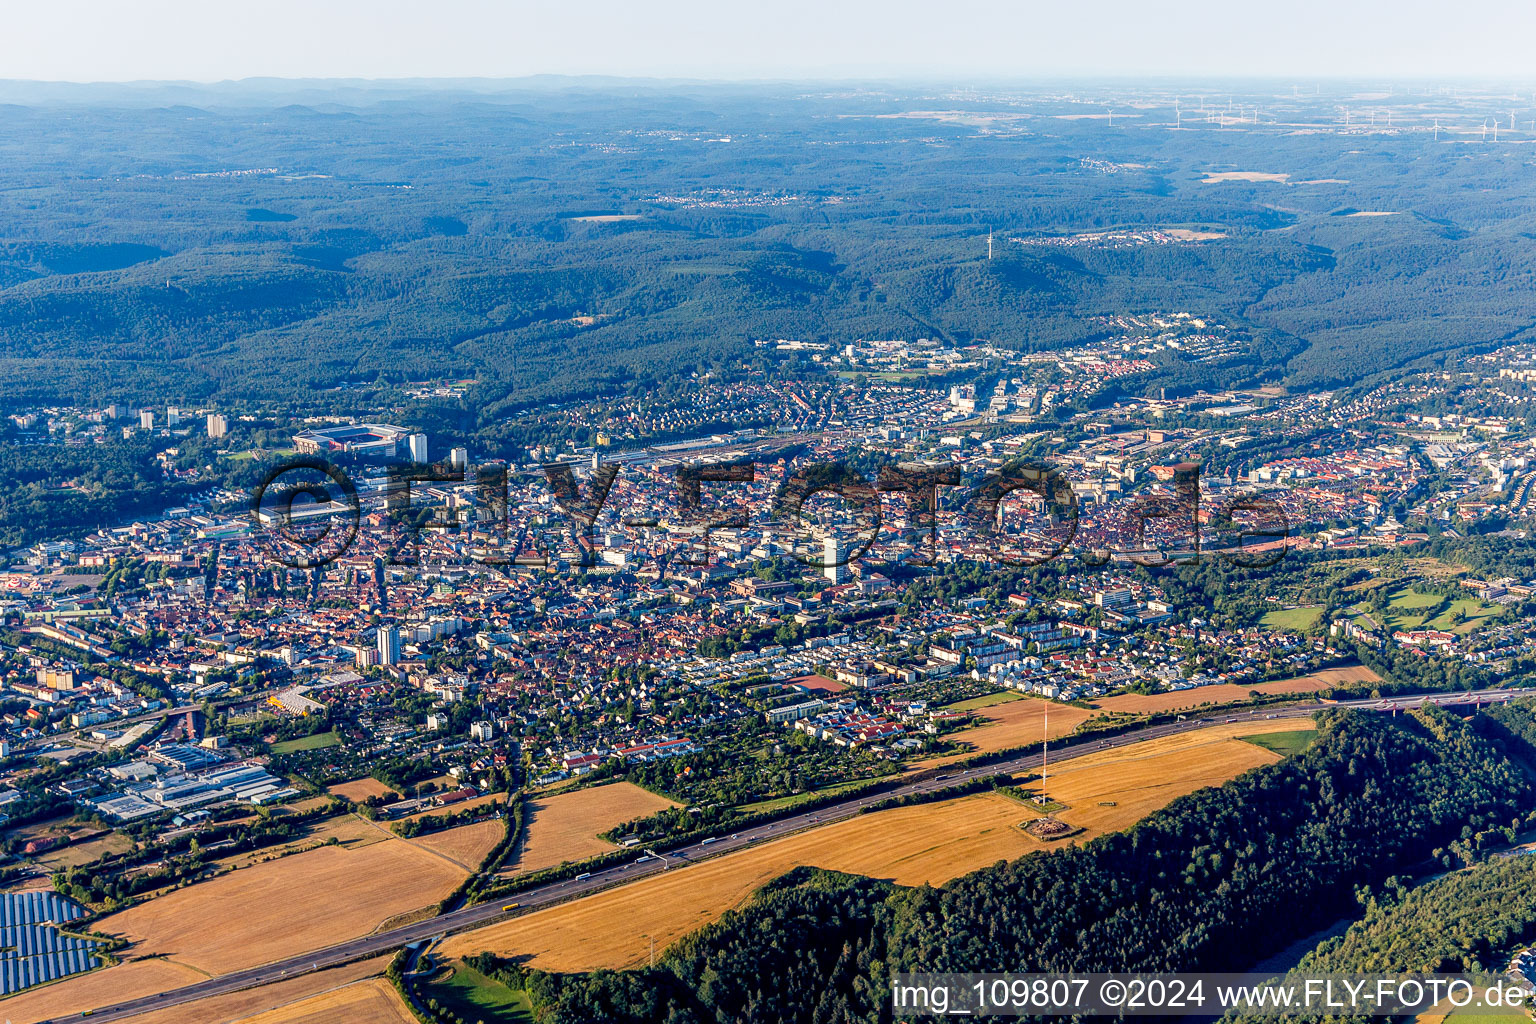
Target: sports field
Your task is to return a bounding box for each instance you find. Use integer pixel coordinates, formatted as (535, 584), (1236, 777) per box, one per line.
(442, 720), (1308, 972)
(503, 781), (679, 875)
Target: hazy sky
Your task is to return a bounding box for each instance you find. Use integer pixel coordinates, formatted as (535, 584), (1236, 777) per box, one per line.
(6, 0), (1536, 82)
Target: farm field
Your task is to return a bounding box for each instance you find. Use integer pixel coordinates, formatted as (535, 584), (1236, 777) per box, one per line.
(913, 696), (1094, 767)
(222, 978), (414, 1024)
(65, 957), (400, 1024)
(86, 830), (468, 978)
(1201, 170), (1290, 183)
(502, 781), (679, 876)
(410, 817), (504, 869)
(0, 956), (205, 1023)
(942, 690), (1026, 712)
(327, 777), (398, 802)
(1092, 664), (1380, 715)
(1012, 719), (1315, 838)
(443, 719), (1306, 972)
(212, 813), (388, 870)
(446, 792), (1040, 971)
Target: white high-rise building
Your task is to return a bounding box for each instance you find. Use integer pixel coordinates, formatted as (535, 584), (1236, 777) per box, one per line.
(166, 407), (181, 427)
(823, 535), (848, 584)
(377, 625), (400, 666)
(207, 413), (228, 438)
(449, 446), (468, 471)
(139, 409), (154, 430)
(407, 433), (428, 464)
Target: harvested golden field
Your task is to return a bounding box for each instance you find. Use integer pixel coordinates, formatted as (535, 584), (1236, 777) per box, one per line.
(1014, 719), (1314, 838)
(447, 793), (1033, 971)
(237, 978), (414, 1024)
(411, 818), (504, 869)
(1093, 665), (1379, 715)
(0, 956), (204, 1023)
(914, 697), (1094, 768)
(95, 957), (396, 1024)
(328, 777), (398, 802)
(91, 835), (467, 978)
(505, 781), (680, 875)
(212, 813), (387, 870)
(1201, 170), (1291, 183)
(443, 720), (1305, 972)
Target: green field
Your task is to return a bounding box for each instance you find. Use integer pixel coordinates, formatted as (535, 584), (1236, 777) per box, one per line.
(270, 731), (342, 754)
(424, 960), (533, 1023)
(1258, 606), (1322, 631)
(1241, 728), (1318, 758)
(942, 690), (1026, 712)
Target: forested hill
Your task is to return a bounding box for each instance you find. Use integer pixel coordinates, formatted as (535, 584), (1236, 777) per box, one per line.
(461, 706), (1529, 1023)
(1, 82), (1535, 415)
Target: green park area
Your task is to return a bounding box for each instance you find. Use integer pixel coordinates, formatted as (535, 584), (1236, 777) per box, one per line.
(270, 731), (342, 755)
(424, 960), (534, 1023)
(1369, 587), (1503, 636)
(1241, 728), (1318, 758)
(1258, 606), (1322, 631)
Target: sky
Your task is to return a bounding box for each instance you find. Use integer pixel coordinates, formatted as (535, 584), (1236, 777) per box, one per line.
(5, 0), (1536, 83)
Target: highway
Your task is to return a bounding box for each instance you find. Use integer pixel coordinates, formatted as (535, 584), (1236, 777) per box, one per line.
(54, 685), (1536, 1023)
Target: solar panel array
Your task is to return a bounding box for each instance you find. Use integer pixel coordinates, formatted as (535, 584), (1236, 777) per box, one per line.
(0, 891), (99, 995)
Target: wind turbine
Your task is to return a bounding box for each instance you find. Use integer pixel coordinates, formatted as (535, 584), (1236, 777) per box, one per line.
(1433, 118), (1440, 141)
(1482, 119), (1489, 142)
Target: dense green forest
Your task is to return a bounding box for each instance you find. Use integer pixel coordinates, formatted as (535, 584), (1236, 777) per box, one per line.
(454, 707), (1528, 1023)
(1, 82), (1534, 418)
(1220, 854), (1536, 1022)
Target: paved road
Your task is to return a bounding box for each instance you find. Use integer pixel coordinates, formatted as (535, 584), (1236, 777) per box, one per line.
(52, 685), (1536, 1024)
